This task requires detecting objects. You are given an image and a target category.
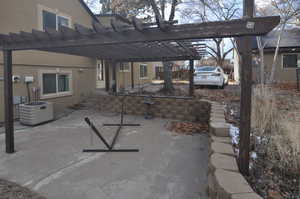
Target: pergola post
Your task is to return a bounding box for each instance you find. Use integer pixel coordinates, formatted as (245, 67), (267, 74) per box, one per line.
(3, 50), (14, 154)
(112, 60), (117, 93)
(238, 0), (254, 176)
(189, 60), (194, 96)
(131, 62), (134, 89)
(105, 60), (110, 92)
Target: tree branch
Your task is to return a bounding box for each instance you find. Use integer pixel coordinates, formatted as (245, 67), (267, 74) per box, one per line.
(169, 0), (177, 21)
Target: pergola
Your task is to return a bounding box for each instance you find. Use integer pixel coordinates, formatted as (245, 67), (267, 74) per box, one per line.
(0, 0), (279, 175)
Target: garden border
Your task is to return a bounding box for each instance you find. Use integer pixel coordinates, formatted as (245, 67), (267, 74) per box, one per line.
(207, 100), (262, 199)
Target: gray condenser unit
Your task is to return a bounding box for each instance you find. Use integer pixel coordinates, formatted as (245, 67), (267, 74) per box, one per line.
(19, 102), (54, 126)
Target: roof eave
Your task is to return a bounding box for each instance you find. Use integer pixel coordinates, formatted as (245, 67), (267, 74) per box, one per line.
(78, 0), (99, 22)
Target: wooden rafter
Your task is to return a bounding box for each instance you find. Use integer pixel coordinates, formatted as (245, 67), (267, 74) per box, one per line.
(0, 16), (279, 52)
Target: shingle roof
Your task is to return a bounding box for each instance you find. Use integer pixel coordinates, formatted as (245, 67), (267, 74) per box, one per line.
(253, 28), (300, 49)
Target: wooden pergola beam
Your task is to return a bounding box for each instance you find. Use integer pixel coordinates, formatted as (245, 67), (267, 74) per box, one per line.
(114, 56), (203, 62)
(0, 16), (280, 51)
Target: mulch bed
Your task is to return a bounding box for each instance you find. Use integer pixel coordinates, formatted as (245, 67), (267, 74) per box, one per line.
(0, 179), (45, 199)
(167, 121), (208, 135)
(247, 157), (300, 199)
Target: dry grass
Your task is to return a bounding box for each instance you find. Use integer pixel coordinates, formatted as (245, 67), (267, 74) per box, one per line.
(251, 85), (280, 137)
(271, 120), (300, 173)
(252, 85), (300, 174)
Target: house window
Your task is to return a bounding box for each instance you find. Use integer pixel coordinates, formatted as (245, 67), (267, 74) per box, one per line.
(40, 70), (72, 99)
(283, 54), (300, 68)
(120, 62), (130, 72)
(140, 64), (148, 78)
(39, 5), (71, 30)
(156, 66), (163, 72)
(42, 10), (56, 30)
(58, 16), (69, 28)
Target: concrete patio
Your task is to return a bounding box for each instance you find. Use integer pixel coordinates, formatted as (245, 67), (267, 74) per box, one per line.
(0, 109), (209, 199)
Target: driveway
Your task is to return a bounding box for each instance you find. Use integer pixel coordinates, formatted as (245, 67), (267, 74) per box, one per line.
(0, 109), (209, 199)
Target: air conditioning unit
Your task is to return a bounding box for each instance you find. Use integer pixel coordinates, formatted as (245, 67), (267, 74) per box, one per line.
(19, 102), (54, 126)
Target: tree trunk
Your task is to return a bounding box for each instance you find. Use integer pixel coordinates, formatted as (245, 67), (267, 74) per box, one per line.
(162, 61), (174, 93)
(268, 23), (286, 84)
(257, 36), (265, 84)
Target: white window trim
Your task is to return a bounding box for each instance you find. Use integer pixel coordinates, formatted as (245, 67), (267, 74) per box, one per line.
(119, 63), (130, 72)
(96, 60), (105, 81)
(37, 4), (72, 31)
(281, 53), (300, 70)
(39, 69), (73, 99)
(139, 64), (149, 79)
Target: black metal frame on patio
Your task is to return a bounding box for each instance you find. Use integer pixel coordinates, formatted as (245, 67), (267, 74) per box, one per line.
(0, 0), (280, 176)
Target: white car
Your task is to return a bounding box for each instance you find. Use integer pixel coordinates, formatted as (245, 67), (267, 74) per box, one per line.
(194, 66), (227, 88)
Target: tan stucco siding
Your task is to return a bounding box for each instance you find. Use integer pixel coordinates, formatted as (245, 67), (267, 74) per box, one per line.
(116, 62), (157, 89)
(0, 0), (93, 33)
(0, 64), (96, 122)
(255, 53), (298, 83)
(0, 0), (96, 67)
(0, 0), (97, 122)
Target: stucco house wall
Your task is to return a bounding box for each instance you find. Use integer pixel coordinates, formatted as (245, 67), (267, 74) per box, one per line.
(104, 61), (157, 91)
(253, 52), (299, 83)
(95, 14), (161, 90)
(0, 0), (97, 122)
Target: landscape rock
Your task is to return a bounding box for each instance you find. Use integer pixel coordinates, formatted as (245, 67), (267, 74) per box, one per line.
(215, 169), (254, 198)
(232, 192), (263, 199)
(210, 153), (239, 172)
(210, 136), (231, 144)
(210, 142), (234, 156)
(210, 122), (230, 137)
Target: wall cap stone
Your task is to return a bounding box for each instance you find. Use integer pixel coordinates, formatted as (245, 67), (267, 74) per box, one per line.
(208, 101), (262, 199)
(210, 153), (239, 172)
(210, 122), (230, 137)
(232, 192), (262, 199)
(215, 169), (254, 196)
(210, 142), (234, 156)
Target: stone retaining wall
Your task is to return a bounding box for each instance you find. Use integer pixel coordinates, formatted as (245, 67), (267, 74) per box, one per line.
(97, 95), (211, 122)
(208, 101), (262, 199)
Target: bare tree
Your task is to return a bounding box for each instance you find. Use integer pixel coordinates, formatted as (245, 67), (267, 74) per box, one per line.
(256, 36), (267, 84)
(181, 0), (240, 68)
(206, 38), (233, 67)
(85, 0), (180, 93)
(148, 0), (180, 93)
(85, 0), (113, 14)
(256, 0), (300, 84)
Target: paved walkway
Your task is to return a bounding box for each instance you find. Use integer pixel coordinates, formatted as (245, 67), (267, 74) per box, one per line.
(0, 110), (209, 199)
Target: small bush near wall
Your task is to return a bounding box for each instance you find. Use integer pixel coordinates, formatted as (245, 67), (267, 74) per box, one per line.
(97, 95), (211, 123)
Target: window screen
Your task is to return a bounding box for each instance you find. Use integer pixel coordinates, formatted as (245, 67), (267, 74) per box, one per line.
(43, 74), (57, 94)
(140, 65), (148, 78)
(43, 10), (56, 30)
(58, 16), (69, 29)
(58, 74), (70, 92)
(283, 54), (299, 68)
(120, 62), (130, 71)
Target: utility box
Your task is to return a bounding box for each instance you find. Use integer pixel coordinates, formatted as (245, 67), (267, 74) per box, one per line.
(19, 102), (54, 126)
(24, 76), (34, 83)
